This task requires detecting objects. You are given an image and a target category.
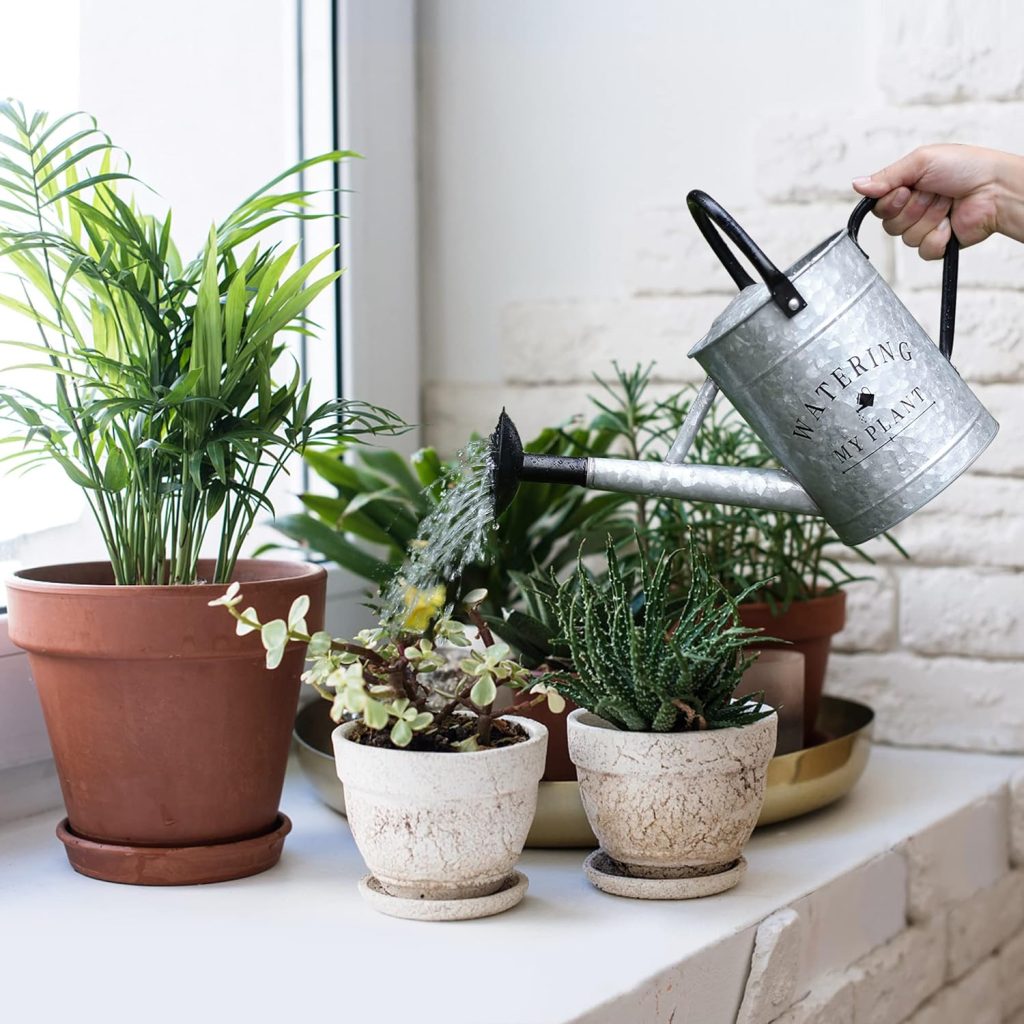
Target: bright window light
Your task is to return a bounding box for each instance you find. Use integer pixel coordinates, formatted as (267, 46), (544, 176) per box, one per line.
(0, 2), (85, 554)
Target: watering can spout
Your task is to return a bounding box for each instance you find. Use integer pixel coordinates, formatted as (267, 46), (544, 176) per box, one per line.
(488, 409), (589, 517)
(487, 411), (820, 520)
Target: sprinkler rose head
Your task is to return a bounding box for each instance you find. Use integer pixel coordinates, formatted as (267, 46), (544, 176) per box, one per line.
(489, 408), (524, 518)
(488, 410), (590, 517)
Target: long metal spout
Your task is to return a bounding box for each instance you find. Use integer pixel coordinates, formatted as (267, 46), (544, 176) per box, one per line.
(488, 411), (820, 518)
(587, 458), (819, 515)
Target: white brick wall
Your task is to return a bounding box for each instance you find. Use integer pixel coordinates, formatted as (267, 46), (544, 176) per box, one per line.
(420, 0), (1024, 753)
(736, 785), (1024, 1024)
(878, 0), (1024, 105)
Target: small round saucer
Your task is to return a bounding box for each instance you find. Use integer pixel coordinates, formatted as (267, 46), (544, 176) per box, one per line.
(57, 814), (292, 886)
(583, 850), (747, 899)
(358, 871), (528, 921)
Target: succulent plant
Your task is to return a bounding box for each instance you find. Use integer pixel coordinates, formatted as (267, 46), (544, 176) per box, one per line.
(538, 537), (773, 733)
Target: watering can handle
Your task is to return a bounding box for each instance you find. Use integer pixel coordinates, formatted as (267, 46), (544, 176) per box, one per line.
(686, 190), (808, 318)
(847, 197), (959, 361)
(669, 192), (962, 466)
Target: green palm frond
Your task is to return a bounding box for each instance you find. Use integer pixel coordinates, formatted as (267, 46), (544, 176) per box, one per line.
(0, 101), (405, 584)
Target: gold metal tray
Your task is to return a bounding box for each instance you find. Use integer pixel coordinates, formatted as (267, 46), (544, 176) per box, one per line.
(759, 695), (874, 827)
(294, 699), (347, 816)
(293, 695), (874, 847)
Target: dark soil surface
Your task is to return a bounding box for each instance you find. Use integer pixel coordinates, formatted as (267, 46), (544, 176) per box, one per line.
(350, 715), (529, 753)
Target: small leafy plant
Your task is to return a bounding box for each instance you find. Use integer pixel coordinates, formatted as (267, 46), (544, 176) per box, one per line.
(539, 537), (773, 733)
(210, 584), (564, 752)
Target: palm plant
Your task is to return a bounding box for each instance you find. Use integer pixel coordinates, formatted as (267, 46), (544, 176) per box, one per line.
(0, 101), (403, 585)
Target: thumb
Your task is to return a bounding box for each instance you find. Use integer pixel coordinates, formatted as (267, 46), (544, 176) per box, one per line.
(852, 148), (931, 197)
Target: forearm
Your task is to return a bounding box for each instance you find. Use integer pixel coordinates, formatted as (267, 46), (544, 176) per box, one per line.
(994, 150), (1024, 244)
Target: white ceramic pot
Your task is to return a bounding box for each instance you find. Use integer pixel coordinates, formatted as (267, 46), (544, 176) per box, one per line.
(333, 716), (547, 900)
(567, 708), (777, 879)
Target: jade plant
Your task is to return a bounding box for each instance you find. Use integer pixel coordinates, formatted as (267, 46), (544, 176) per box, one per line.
(0, 101), (404, 585)
(538, 537), (772, 733)
(210, 584), (564, 751)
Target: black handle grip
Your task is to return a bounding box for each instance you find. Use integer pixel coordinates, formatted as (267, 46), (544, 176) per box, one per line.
(686, 190), (807, 318)
(848, 197), (959, 361)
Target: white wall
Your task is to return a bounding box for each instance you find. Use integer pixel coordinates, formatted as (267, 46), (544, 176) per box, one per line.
(418, 0), (880, 437)
(417, 0), (1024, 753)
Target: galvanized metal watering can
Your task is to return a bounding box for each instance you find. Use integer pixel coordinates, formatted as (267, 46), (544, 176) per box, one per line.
(489, 191), (999, 545)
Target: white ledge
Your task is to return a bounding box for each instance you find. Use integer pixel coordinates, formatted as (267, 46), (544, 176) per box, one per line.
(2, 744), (1023, 1024)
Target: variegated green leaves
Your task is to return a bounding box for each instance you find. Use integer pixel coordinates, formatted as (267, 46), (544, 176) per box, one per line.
(210, 583), (550, 751)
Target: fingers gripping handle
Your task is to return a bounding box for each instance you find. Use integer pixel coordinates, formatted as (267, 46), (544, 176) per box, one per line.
(848, 196), (959, 362)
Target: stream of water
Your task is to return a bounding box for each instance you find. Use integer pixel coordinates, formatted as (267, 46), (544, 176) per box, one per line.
(381, 438), (495, 625)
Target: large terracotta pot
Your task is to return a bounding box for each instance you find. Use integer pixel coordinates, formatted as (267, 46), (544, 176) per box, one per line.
(738, 590), (846, 744)
(5, 558), (325, 885)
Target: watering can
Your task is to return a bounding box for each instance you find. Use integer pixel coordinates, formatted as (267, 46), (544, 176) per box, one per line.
(489, 190), (998, 546)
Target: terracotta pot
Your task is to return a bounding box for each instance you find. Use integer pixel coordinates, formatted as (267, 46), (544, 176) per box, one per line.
(5, 559), (325, 885)
(511, 692), (578, 781)
(736, 650), (806, 756)
(567, 709), (776, 886)
(334, 716), (547, 902)
(738, 590), (846, 743)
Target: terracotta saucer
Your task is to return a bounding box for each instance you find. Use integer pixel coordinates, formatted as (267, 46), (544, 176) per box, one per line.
(583, 850), (747, 899)
(56, 814), (292, 886)
(358, 871), (528, 921)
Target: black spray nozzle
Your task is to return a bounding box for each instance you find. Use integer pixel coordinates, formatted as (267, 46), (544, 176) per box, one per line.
(488, 409), (589, 518)
(489, 408), (524, 517)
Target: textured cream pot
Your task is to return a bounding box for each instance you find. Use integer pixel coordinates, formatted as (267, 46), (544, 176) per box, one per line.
(567, 708), (777, 878)
(333, 716), (547, 900)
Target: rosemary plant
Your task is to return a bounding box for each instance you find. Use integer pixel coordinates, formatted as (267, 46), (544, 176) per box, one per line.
(0, 102), (404, 584)
(589, 364), (904, 609)
(540, 538), (772, 732)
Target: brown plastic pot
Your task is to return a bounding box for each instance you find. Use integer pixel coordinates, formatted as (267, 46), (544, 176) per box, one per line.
(5, 558), (325, 885)
(511, 692), (578, 782)
(738, 590), (846, 745)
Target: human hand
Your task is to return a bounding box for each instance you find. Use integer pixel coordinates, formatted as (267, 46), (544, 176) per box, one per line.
(852, 144), (1024, 259)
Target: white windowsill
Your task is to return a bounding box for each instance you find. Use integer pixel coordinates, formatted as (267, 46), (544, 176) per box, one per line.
(2, 744), (1022, 1024)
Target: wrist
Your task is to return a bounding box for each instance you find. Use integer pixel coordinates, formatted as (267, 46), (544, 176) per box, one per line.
(992, 151), (1024, 243)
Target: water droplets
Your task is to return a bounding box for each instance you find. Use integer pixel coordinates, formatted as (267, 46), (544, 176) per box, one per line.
(381, 439), (495, 624)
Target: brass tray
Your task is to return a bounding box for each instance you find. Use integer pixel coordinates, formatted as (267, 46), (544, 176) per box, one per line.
(759, 695), (874, 827)
(293, 695), (874, 847)
(294, 699), (347, 816)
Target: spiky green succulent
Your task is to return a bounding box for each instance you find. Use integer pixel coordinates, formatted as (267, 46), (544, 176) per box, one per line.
(540, 538), (773, 732)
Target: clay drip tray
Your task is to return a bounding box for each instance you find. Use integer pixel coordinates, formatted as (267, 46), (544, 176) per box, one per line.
(358, 871), (528, 921)
(583, 850), (748, 899)
(56, 814), (292, 886)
